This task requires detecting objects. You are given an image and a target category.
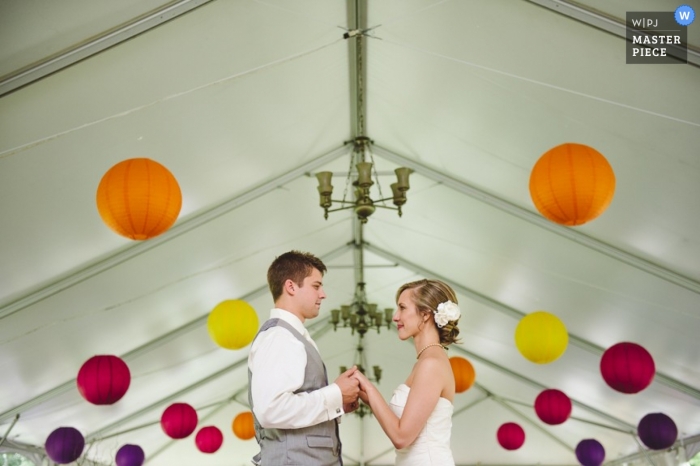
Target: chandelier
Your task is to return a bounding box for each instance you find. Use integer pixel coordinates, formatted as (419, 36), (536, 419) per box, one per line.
(331, 281), (393, 418)
(315, 136), (412, 223)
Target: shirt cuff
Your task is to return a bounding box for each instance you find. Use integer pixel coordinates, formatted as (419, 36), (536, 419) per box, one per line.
(322, 383), (344, 420)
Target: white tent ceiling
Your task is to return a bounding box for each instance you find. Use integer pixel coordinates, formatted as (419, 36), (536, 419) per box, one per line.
(1, 1), (700, 465)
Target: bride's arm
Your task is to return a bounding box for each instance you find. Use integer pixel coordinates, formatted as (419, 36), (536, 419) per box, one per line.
(354, 358), (443, 449)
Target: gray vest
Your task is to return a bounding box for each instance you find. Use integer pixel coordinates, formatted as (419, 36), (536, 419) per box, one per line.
(248, 318), (342, 466)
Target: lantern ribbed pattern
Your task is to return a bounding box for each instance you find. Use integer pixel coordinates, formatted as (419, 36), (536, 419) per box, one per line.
(497, 422), (525, 450)
(161, 403), (198, 439)
(207, 300), (259, 350)
(196, 426), (224, 453)
(76, 355), (131, 405)
(449, 356), (476, 393)
(534, 389), (572, 425)
(638, 412), (678, 450)
(529, 143), (615, 226)
(600, 342), (655, 394)
(515, 311), (568, 364)
(233, 411), (256, 440)
(115, 444), (145, 466)
(96, 158), (182, 240)
(575, 439), (605, 466)
(45, 427), (85, 464)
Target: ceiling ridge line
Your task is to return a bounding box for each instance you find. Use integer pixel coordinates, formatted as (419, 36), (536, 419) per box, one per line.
(370, 244), (700, 409)
(0, 244), (351, 425)
(372, 144), (700, 296)
(0, 145), (350, 322)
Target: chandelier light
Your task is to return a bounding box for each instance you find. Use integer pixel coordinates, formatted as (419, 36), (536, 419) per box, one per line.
(315, 136), (411, 223)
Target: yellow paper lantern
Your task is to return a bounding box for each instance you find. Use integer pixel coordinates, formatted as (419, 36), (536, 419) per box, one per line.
(96, 158), (182, 240)
(232, 411), (255, 440)
(449, 356), (476, 393)
(207, 300), (259, 350)
(515, 311), (568, 364)
(529, 143), (615, 226)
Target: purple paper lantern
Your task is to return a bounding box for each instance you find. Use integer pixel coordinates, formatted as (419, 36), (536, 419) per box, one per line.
(638, 412), (678, 450)
(116, 444), (145, 466)
(45, 427), (85, 464)
(575, 439), (605, 466)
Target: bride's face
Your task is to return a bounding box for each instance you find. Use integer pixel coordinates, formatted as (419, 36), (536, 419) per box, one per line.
(394, 289), (428, 340)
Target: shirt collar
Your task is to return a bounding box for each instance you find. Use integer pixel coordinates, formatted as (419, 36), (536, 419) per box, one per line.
(270, 308), (306, 335)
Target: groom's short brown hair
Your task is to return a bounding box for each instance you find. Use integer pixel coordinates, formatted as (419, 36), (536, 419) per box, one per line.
(267, 250), (327, 301)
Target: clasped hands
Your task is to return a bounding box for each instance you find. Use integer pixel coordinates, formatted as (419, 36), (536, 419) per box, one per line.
(335, 365), (374, 413)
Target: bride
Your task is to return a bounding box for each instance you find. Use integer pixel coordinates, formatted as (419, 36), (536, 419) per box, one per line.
(353, 279), (461, 466)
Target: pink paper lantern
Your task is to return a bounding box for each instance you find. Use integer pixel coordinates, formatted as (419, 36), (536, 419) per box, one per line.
(77, 355), (131, 405)
(600, 342), (655, 394)
(497, 422), (525, 450)
(195, 426), (223, 453)
(161, 403), (198, 439)
(535, 389), (572, 425)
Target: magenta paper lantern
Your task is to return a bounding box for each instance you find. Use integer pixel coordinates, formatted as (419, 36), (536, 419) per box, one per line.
(45, 427), (85, 464)
(115, 444), (145, 466)
(196, 426), (224, 453)
(161, 403), (198, 439)
(535, 389), (572, 425)
(77, 355), (131, 405)
(576, 439), (605, 466)
(600, 342), (655, 394)
(497, 422), (525, 450)
(638, 412), (678, 450)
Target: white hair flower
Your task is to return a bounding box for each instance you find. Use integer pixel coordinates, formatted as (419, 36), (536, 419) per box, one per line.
(433, 300), (461, 328)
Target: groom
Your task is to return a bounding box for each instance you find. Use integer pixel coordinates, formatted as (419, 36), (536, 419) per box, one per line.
(247, 250), (360, 465)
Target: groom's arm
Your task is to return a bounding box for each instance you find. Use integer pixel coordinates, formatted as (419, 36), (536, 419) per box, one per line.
(249, 327), (344, 429)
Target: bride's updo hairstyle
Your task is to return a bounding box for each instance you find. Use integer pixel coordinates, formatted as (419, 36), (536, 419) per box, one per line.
(396, 279), (461, 346)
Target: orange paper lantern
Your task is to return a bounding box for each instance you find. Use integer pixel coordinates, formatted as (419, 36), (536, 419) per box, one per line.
(529, 143), (615, 226)
(449, 356), (476, 393)
(96, 158), (182, 240)
(232, 411), (255, 440)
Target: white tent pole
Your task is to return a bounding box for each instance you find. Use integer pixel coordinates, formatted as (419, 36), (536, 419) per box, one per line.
(0, 144), (350, 322)
(372, 144), (700, 296)
(0, 0), (218, 97)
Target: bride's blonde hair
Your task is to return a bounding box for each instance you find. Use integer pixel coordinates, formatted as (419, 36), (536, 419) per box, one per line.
(396, 279), (461, 346)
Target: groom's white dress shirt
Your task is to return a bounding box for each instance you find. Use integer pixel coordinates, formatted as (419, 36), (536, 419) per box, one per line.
(248, 308), (344, 429)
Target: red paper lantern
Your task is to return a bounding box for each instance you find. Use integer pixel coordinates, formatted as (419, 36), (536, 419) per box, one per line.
(497, 422), (525, 450)
(232, 411), (256, 440)
(195, 426), (223, 453)
(600, 342), (655, 394)
(449, 356), (476, 393)
(161, 403), (198, 439)
(534, 389), (572, 425)
(96, 158), (182, 240)
(76, 355), (131, 405)
(529, 143), (615, 226)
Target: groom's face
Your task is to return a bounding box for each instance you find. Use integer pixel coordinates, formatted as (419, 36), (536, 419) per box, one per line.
(295, 267), (326, 320)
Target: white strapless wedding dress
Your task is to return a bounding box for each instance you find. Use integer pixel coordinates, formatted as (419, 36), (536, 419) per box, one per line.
(389, 384), (455, 466)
